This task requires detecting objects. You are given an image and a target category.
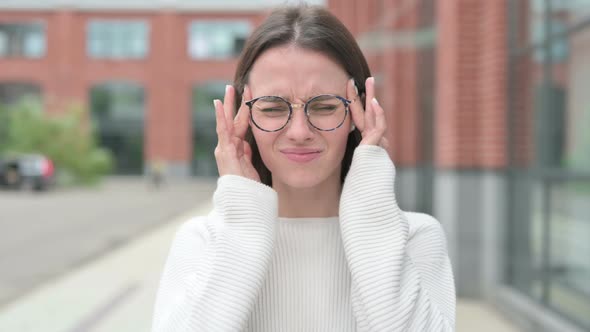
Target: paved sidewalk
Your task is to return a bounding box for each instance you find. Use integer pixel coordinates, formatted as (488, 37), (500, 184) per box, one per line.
(457, 300), (522, 332)
(0, 200), (522, 332)
(0, 200), (213, 332)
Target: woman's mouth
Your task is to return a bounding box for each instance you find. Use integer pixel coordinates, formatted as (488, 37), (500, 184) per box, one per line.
(280, 148), (322, 163)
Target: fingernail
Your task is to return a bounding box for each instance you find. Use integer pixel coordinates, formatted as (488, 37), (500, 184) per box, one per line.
(225, 85), (231, 94)
(372, 97), (379, 105)
(213, 99), (219, 108)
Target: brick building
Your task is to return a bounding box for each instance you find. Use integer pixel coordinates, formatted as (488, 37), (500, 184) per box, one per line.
(1, 0), (589, 331)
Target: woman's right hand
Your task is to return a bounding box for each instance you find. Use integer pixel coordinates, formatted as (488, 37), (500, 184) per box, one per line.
(214, 84), (261, 182)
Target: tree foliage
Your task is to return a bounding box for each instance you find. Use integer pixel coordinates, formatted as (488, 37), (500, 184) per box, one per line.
(0, 98), (113, 185)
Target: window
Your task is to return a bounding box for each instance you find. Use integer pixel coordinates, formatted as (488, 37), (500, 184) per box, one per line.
(0, 22), (45, 58)
(87, 20), (149, 59)
(532, 19), (569, 63)
(188, 20), (252, 60)
(191, 81), (227, 176)
(0, 82), (42, 106)
(507, 1), (590, 329)
(90, 82), (145, 174)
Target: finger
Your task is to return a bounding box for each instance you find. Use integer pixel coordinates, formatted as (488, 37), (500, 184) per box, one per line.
(243, 140), (253, 163)
(372, 97), (386, 135)
(241, 142), (260, 181)
(365, 77), (376, 130)
(240, 154), (251, 178)
(347, 78), (365, 132)
(223, 85), (235, 135)
(214, 99), (230, 146)
(234, 137), (244, 159)
(362, 97), (384, 146)
(234, 84), (252, 139)
(380, 137), (389, 150)
(359, 96), (386, 146)
(375, 100), (388, 149)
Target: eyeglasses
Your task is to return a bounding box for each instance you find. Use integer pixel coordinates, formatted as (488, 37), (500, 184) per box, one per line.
(245, 94), (353, 132)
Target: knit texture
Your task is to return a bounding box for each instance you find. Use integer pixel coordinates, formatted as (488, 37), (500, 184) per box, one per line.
(152, 145), (456, 331)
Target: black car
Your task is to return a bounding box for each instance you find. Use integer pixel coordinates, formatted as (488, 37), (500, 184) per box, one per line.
(0, 154), (56, 191)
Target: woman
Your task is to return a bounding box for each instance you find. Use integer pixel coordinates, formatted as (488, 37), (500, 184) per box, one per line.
(152, 5), (455, 332)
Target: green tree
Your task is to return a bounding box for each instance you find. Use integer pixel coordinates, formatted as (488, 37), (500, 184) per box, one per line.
(0, 98), (113, 185)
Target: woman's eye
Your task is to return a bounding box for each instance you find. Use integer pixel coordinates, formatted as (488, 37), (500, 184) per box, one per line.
(311, 106), (337, 112)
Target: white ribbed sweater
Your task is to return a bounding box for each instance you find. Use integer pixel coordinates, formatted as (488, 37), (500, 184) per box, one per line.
(152, 145), (456, 331)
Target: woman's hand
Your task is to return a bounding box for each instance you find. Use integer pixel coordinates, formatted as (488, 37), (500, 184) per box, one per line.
(214, 84), (261, 182)
(347, 77), (389, 149)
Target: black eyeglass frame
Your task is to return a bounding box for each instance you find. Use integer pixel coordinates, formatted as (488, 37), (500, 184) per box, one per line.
(244, 94), (354, 132)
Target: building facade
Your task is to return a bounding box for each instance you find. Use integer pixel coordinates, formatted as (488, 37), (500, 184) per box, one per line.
(333, 1), (589, 331)
(1, 0), (589, 331)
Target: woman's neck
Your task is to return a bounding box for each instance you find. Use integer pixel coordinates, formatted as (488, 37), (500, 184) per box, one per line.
(273, 173), (342, 218)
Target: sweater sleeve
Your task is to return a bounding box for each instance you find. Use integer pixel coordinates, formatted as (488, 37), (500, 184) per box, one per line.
(151, 175), (278, 332)
(339, 145), (456, 332)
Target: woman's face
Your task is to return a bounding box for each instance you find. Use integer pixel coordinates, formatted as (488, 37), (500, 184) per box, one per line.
(248, 45), (353, 189)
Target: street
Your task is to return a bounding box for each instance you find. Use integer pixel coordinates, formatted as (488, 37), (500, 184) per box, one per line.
(0, 177), (217, 309)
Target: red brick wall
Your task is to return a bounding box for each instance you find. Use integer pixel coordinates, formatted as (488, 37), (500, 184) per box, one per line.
(478, 0), (509, 168)
(386, 0), (420, 166)
(337, 0), (512, 170)
(330, 0), (508, 169)
(436, 0), (509, 169)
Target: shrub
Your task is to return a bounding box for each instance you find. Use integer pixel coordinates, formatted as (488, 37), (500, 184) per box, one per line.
(0, 98), (113, 185)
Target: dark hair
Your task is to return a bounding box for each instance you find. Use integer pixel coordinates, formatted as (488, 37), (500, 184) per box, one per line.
(233, 5), (371, 186)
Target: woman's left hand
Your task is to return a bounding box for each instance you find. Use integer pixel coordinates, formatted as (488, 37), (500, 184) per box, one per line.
(347, 76), (389, 149)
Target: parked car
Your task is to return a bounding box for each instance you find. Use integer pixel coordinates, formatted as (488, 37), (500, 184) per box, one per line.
(0, 154), (55, 191)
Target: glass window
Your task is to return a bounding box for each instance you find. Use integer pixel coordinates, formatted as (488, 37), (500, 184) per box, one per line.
(188, 20), (252, 60)
(566, 31), (590, 172)
(508, 1), (590, 330)
(0, 82), (42, 106)
(520, 180), (590, 329)
(90, 82), (145, 174)
(87, 20), (149, 59)
(0, 22), (45, 58)
(0, 32), (7, 55)
(532, 19), (569, 63)
(191, 82), (227, 176)
(551, 0), (590, 27)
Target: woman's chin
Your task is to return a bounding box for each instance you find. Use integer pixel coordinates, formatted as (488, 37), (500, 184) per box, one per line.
(273, 172), (325, 190)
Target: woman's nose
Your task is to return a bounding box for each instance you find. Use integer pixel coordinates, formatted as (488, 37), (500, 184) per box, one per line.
(284, 105), (314, 141)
